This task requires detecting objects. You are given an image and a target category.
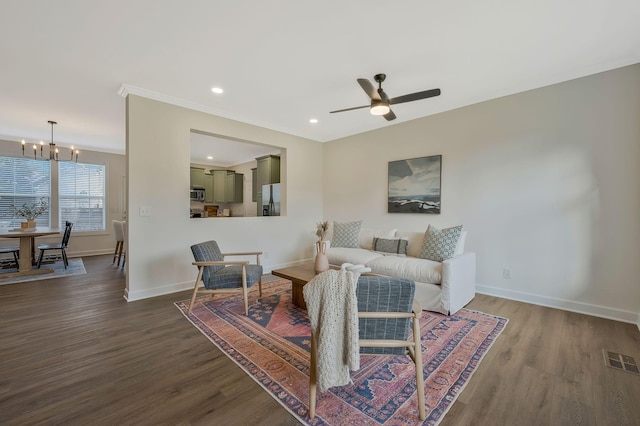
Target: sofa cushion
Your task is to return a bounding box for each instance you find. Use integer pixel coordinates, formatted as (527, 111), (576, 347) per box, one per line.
(455, 230), (467, 256)
(395, 231), (425, 258)
(397, 229), (467, 258)
(359, 227), (397, 250)
(372, 237), (408, 256)
(331, 220), (363, 248)
(418, 225), (463, 262)
(327, 247), (384, 266)
(367, 255), (442, 284)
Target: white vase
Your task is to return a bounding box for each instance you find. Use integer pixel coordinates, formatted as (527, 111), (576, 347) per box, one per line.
(314, 241), (329, 274)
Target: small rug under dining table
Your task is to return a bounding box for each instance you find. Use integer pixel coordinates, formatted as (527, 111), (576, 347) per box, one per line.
(175, 279), (508, 425)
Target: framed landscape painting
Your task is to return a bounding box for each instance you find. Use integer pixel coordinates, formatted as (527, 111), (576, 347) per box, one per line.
(388, 155), (441, 214)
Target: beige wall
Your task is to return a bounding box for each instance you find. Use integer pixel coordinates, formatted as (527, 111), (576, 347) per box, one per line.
(7, 64), (637, 324)
(0, 139), (126, 256)
(323, 63), (640, 323)
(125, 96), (323, 300)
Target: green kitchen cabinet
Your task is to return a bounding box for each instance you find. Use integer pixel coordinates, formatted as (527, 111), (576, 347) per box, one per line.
(225, 171), (244, 203)
(251, 168), (257, 202)
(256, 155), (280, 186)
(190, 167), (205, 188)
(203, 172), (214, 203)
(212, 170), (227, 204)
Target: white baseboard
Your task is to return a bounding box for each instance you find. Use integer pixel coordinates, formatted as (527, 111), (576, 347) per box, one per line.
(124, 259), (314, 302)
(262, 258), (313, 274)
(86, 251), (640, 328)
(125, 280), (193, 302)
(67, 249), (113, 258)
(476, 284), (639, 325)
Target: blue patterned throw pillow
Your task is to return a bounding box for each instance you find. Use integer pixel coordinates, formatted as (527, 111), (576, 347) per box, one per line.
(331, 220), (363, 248)
(418, 225), (463, 262)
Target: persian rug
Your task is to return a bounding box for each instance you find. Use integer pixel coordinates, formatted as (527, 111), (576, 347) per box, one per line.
(0, 258), (86, 286)
(175, 279), (508, 425)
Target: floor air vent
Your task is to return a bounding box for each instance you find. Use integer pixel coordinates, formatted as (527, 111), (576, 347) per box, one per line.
(603, 350), (639, 375)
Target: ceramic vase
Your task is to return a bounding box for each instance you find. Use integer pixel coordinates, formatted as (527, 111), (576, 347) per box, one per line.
(314, 241), (329, 274)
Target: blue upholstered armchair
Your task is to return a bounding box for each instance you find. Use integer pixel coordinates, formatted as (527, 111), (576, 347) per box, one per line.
(308, 275), (425, 420)
(189, 240), (263, 315)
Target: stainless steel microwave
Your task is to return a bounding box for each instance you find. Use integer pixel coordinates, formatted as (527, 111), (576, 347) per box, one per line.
(190, 188), (205, 202)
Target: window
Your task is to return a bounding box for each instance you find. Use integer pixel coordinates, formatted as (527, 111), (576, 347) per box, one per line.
(0, 156), (50, 228)
(59, 162), (106, 231)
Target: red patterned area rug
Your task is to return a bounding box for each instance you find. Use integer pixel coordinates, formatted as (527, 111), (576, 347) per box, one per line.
(175, 279), (508, 425)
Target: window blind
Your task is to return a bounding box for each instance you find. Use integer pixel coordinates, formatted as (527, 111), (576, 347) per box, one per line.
(58, 162), (106, 231)
(0, 156), (51, 227)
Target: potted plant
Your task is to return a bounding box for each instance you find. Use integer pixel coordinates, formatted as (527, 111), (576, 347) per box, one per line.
(11, 198), (48, 228)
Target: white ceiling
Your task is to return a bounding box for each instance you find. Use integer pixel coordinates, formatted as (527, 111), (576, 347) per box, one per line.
(1, 0), (639, 157)
(189, 131), (281, 168)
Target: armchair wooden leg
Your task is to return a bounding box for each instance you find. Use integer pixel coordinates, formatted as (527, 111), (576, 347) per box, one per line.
(241, 265), (249, 316)
(309, 334), (317, 418)
(187, 267), (204, 315)
(256, 255), (263, 297)
(413, 313), (426, 420)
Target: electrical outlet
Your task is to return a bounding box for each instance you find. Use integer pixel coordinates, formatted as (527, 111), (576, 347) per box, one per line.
(503, 267), (512, 279)
(139, 206), (151, 217)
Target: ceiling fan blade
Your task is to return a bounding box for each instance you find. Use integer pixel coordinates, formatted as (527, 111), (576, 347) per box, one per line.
(329, 104), (370, 113)
(357, 78), (381, 100)
(389, 88), (441, 105)
(383, 109), (396, 121)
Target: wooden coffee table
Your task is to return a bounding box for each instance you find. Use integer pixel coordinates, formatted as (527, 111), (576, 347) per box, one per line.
(272, 262), (322, 310)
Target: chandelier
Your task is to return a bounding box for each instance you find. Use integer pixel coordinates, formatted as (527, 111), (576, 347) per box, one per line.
(21, 120), (78, 162)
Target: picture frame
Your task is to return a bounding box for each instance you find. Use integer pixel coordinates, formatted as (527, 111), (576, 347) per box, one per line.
(388, 155), (441, 214)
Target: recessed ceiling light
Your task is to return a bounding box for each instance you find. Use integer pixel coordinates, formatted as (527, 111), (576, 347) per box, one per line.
(309, 118), (318, 124)
(207, 156), (213, 160)
(211, 87), (224, 94)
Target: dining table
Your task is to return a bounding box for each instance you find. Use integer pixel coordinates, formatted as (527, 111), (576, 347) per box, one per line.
(0, 226), (62, 278)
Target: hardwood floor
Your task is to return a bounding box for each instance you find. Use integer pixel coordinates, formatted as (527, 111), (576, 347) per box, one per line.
(1, 255), (639, 425)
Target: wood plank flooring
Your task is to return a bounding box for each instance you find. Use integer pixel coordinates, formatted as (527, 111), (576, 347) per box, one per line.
(1, 255), (639, 425)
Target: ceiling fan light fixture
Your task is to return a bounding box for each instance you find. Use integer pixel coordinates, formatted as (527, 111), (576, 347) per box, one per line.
(370, 101), (390, 116)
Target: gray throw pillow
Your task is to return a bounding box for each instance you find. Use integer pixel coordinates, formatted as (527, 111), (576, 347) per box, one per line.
(418, 225), (463, 262)
(372, 237), (408, 256)
(331, 220), (363, 248)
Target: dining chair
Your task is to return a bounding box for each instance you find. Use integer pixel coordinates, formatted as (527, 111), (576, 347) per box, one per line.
(189, 240), (263, 316)
(307, 276), (425, 420)
(37, 221), (73, 269)
(120, 221), (126, 269)
(112, 220), (125, 266)
(0, 246), (20, 270)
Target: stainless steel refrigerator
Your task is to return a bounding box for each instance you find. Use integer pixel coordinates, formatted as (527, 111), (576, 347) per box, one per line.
(262, 183), (281, 216)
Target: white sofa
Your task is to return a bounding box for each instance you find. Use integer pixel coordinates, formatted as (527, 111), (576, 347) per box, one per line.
(324, 225), (476, 315)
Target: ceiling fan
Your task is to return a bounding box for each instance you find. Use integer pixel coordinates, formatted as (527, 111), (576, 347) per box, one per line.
(330, 74), (441, 121)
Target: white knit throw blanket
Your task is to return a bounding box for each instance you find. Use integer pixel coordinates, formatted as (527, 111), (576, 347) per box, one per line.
(303, 268), (360, 392)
